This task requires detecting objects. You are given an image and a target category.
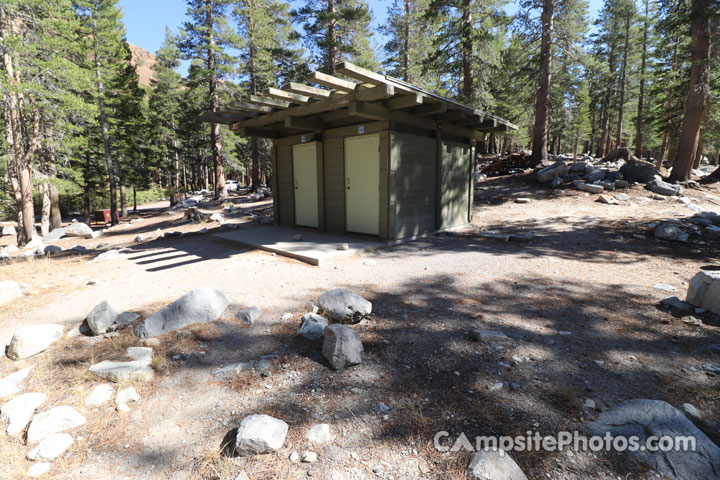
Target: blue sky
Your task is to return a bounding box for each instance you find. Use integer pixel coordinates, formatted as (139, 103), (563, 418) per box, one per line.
(118, 0), (603, 70)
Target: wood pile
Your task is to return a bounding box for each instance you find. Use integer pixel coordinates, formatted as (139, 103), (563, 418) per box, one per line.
(480, 152), (537, 177)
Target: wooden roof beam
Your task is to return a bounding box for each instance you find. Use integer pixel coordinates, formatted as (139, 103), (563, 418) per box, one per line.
(387, 93), (423, 110)
(217, 106), (258, 118)
(309, 71), (357, 92)
(229, 124), (281, 138)
(231, 101), (273, 113)
(284, 116), (324, 131)
(336, 61), (422, 97)
(415, 103), (447, 116)
(285, 82), (331, 99)
(355, 84), (395, 101)
(436, 110), (466, 121)
(247, 94), (291, 109)
(266, 87), (310, 104)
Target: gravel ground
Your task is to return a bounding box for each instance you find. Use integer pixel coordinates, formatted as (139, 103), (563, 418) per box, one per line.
(0, 175), (719, 479)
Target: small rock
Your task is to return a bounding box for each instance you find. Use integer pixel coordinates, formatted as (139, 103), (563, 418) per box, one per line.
(654, 283), (676, 292)
(377, 402), (390, 413)
(337, 243), (349, 250)
(26, 462), (51, 478)
(322, 324), (363, 370)
(26, 406), (86, 444)
(467, 449), (528, 480)
(509, 232), (533, 241)
(116, 403), (130, 413)
(86, 300), (119, 335)
(646, 177), (683, 196)
(477, 231), (511, 241)
(88, 249), (124, 263)
(141, 338), (160, 347)
(682, 403), (700, 419)
(27, 433), (74, 461)
(584, 398), (596, 410)
(301, 451), (318, 463)
(1, 392), (46, 435)
(596, 194), (619, 205)
(1, 225), (17, 236)
(573, 181), (604, 194)
(686, 270), (720, 315)
(655, 224), (689, 242)
(292, 234), (302, 241)
(470, 329), (511, 343)
(85, 384), (114, 407)
(661, 296), (692, 311)
(537, 161), (567, 183)
(126, 347), (153, 365)
(64, 223), (92, 237)
(318, 288), (372, 324)
(89, 360), (154, 382)
(6, 324), (63, 360)
(234, 414), (289, 456)
(290, 451), (300, 462)
(514, 198), (531, 204)
(115, 387), (140, 405)
(299, 313), (329, 341)
(307, 423), (333, 445)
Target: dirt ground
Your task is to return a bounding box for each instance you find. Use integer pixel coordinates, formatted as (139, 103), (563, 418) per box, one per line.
(1, 174), (719, 480)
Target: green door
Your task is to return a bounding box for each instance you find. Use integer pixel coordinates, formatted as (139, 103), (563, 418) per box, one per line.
(293, 143), (318, 228)
(344, 134), (380, 235)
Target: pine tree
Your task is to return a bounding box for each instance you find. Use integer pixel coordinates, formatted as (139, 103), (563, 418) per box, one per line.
(234, 0), (308, 191)
(381, 0), (436, 87)
(1, 0), (91, 244)
(180, 0), (238, 199)
(149, 27), (185, 192)
(292, 0), (377, 73)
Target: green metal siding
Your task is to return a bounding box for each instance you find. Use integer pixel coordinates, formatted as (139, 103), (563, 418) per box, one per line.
(440, 140), (471, 229)
(389, 131), (437, 239)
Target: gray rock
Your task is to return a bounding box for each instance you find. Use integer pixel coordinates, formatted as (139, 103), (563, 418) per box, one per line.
(682, 403), (700, 419)
(64, 223), (92, 237)
(322, 324), (363, 370)
(26, 406), (86, 444)
(27, 433), (74, 461)
(509, 232), (533, 241)
(647, 177), (683, 196)
(6, 324), (63, 360)
(615, 180), (629, 188)
(42, 227), (67, 242)
(1, 244), (19, 257)
(108, 312), (141, 331)
(569, 162), (587, 173)
(318, 288), (372, 324)
(596, 194), (619, 205)
(614, 192), (630, 201)
(573, 181), (604, 194)
(0, 280), (22, 306)
(586, 399), (720, 480)
(307, 423), (333, 444)
(620, 158), (657, 183)
(89, 360), (154, 382)
(86, 300), (118, 335)
(655, 224), (689, 242)
(135, 228), (163, 243)
(654, 283), (676, 292)
(301, 451), (317, 463)
(599, 180), (615, 191)
(584, 168), (606, 183)
(662, 296), (692, 311)
(234, 414), (288, 456)
(686, 270), (720, 314)
(467, 449), (528, 480)
(212, 361), (256, 380)
(299, 313), (329, 341)
(1, 392), (46, 435)
(88, 249), (125, 263)
(470, 329), (511, 343)
(0, 380), (19, 399)
(26, 462), (51, 478)
(2, 225), (17, 236)
(224, 304), (262, 325)
(126, 347), (153, 364)
(478, 232), (511, 241)
(537, 161), (568, 183)
(134, 287), (229, 338)
(44, 245), (62, 255)
(115, 386), (140, 404)
(85, 383), (114, 407)
(550, 176), (564, 187)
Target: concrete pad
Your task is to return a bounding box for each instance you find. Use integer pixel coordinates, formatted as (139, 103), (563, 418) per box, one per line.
(213, 226), (384, 266)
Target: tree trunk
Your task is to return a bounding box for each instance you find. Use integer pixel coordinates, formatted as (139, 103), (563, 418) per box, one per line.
(635, 0), (649, 158)
(92, 19), (118, 227)
(327, 0), (337, 73)
(670, 0), (711, 181)
(133, 185), (137, 212)
(530, 0), (554, 166)
(120, 184), (127, 217)
(693, 134), (704, 169)
(657, 130), (669, 169)
(461, 0), (473, 102)
(615, 11), (631, 148)
(402, 0), (410, 81)
(206, 4), (226, 200)
(40, 183), (50, 237)
(49, 184), (62, 230)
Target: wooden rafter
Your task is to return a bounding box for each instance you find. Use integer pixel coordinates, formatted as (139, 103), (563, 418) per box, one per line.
(387, 94), (423, 110)
(415, 103), (447, 116)
(248, 94), (291, 109)
(336, 61), (420, 97)
(217, 106), (258, 118)
(309, 71), (357, 92)
(285, 116), (324, 131)
(231, 101), (273, 113)
(266, 87), (310, 104)
(285, 82), (331, 99)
